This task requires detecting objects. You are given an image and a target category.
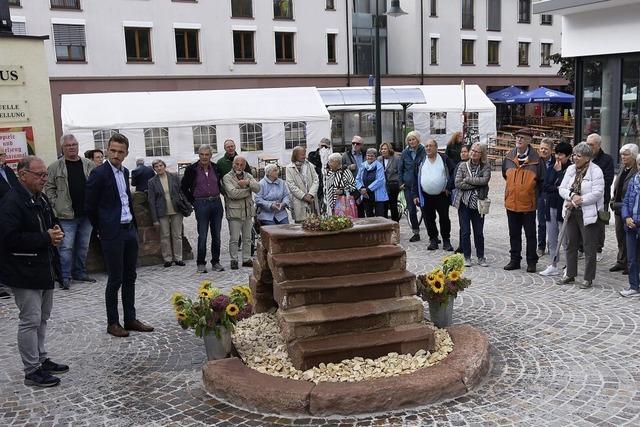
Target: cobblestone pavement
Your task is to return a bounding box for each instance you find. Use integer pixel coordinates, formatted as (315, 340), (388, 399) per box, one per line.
(1, 172), (640, 426)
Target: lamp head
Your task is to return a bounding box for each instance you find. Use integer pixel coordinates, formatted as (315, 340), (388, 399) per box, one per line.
(386, 0), (407, 17)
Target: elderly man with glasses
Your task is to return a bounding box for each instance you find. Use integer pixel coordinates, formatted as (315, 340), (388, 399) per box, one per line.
(44, 134), (96, 290)
(502, 128), (546, 273)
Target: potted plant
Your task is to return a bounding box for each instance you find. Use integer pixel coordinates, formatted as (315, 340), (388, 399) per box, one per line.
(417, 254), (471, 328)
(171, 280), (253, 360)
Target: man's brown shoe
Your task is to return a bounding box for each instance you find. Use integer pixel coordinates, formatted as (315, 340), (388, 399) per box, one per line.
(124, 319), (154, 332)
(107, 323), (130, 338)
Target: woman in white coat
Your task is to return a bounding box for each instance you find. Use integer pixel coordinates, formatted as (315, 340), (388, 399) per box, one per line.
(557, 142), (605, 289)
(285, 146), (319, 223)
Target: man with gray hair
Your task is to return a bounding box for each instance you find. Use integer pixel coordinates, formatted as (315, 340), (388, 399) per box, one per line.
(130, 157), (155, 193)
(0, 156), (68, 387)
(181, 145), (225, 273)
(586, 133), (614, 259)
(45, 134), (95, 290)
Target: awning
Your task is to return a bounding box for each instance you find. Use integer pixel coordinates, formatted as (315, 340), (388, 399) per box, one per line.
(318, 87), (426, 107)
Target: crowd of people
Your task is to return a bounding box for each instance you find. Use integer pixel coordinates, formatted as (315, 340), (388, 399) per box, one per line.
(1, 126), (638, 389)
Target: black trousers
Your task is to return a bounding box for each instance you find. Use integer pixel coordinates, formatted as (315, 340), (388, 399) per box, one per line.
(363, 197), (387, 218)
(101, 225), (138, 325)
(385, 183), (400, 222)
(506, 210), (538, 265)
(421, 192), (451, 241)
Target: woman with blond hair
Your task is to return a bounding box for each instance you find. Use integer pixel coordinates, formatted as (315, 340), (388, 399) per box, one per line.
(445, 131), (464, 164)
(286, 146), (319, 223)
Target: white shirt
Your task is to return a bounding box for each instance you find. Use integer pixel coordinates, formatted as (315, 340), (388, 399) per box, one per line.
(109, 161), (133, 223)
(420, 155), (447, 195)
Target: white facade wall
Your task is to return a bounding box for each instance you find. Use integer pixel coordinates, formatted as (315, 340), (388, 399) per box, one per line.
(10, 0), (349, 78)
(10, 0), (561, 80)
(387, 0), (562, 76)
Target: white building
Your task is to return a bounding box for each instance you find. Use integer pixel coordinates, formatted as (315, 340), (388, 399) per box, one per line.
(8, 0), (565, 145)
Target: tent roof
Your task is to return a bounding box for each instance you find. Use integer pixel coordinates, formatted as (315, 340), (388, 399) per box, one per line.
(61, 87), (330, 131)
(318, 87), (426, 106)
(409, 85), (495, 112)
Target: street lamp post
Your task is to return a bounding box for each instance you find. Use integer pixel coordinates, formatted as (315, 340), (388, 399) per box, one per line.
(374, 0), (406, 147)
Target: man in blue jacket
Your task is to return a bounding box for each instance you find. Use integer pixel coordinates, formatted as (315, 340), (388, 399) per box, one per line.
(85, 133), (154, 338)
(0, 156), (68, 387)
(398, 131), (426, 242)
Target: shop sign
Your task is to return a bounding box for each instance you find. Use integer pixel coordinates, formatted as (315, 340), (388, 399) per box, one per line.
(0, 100), (29, 123)
(0, 65), (25, 85)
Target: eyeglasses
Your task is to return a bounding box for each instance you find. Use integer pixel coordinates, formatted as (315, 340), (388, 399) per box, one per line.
(352, 142), (362, 145)
(24, 170), (48, 179)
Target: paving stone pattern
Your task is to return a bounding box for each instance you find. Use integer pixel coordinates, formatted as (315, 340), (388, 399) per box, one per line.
(1, 172), (639, 426)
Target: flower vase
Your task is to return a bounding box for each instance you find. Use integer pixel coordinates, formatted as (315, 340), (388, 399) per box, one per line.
(203, 329), (232, 360)
(428, 298), (454, 328)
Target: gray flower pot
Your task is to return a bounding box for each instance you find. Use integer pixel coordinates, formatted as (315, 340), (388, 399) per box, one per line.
(428, 298), (454, 328)
(203, 329), (232, 360)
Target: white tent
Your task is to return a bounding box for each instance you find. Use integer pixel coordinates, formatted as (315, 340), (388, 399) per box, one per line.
(61, 87), (331, 171)
(408, 85), (496, 146)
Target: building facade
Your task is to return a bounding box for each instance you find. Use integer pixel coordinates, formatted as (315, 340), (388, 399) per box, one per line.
(9, 0), (566, 141)
(534, 0), (640, 157)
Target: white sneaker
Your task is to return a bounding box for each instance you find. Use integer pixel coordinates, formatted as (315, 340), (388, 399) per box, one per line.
(464, 258), (472, 267)
(539, 265), (560, 276)
(619, 288), (640, 297)
(477, 257), (489, 267)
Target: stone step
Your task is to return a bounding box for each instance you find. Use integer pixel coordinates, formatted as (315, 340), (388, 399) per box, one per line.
(288, 323), (436, 370)
(277, 296), (424, 343)
(268, 245), (405, 282)
(260, 217), (399, 255)
(273, 270), (416, 309)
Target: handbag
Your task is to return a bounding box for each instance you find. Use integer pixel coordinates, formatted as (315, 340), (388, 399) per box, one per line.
(477, 197), (491, 216)
(333, 195), (358, 219)
(597, 209), (611, 224)
(176, 193), (193, 217)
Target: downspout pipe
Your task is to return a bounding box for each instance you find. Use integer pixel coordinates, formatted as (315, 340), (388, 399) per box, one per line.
(420, 0), (424, 85)
(345, 0), (351, 87)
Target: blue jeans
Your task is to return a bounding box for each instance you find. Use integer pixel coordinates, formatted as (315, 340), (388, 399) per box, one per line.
(625, 230), (640, 290)
(260, 217), (289, 225)
(194, 198), (224, 266)
(458, 203), (485, 259)
(58, 217), (92, 280)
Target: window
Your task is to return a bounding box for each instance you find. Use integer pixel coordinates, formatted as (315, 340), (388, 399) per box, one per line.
(273, 0), (293, 19)
(464, 112), (480, 144)
(192, 126), (217, 154)
(430, 38), (438, 65)
(430, 113), (447, 135)
(541, 14), (553, 25)
(144, 127), (170, 156)
(233, 31), (255, 62)
(327, 33), (337, 63)
(275, 32), (295, 63)
(125, 27), (152, 62)
(175, 29), (199, 62)
(541, 43), (551, 66)
(487, 0), (501, 31)
(461, 39), (474, 65)
(326, 0), (335, 10)
(93, 129), (119, 151)
(488, 40), (500, 65)
(518, 0), (531, 23)
(461, 0), (474, 29)
(231, 0), (252, 18)
(53, 24), (86, 62)
(284, 122), (307, 149)
(330, 112), (343, 148)
(240, 123), (263, 151)
(518, 42), (530, 66)
(429, 0), (436, 17)
(50, 0), (80, 9)
(12, 22), (26, 36)
(9, 0), (21, 6)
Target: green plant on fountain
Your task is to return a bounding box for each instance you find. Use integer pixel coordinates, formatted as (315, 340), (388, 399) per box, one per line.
(301, 214), (354, 232)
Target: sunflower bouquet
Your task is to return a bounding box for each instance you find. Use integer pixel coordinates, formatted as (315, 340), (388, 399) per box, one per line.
(417, 254), (471, 305)
(170, 280), (253, 338)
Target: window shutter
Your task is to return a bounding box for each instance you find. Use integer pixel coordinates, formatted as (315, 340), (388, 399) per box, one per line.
(12, 22), (26, 36)
(487, 0), (501, 31)
(53, 24), (86, 46)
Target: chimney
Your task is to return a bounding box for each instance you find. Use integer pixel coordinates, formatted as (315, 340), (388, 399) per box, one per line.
(0, 0), (13, 35)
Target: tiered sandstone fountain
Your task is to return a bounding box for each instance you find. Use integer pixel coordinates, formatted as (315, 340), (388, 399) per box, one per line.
(203, 218), (489, 416)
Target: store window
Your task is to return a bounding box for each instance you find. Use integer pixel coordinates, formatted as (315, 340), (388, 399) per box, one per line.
(192, 125), (217, 154)
(240, 123), (263, 151)
(144, 127), (170, 156)
(620, 55), (640, 148)
(93, 129), (119, 151)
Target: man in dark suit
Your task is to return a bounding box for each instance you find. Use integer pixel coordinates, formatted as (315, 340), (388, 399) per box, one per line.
(0, 146), (19, 298)
(85, 134), (154, 338)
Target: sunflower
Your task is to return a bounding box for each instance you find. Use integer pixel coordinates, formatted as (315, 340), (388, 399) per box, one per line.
(426, 274), (437, 287)
(199, 288), (213, 299)
(435, 270), (445, 282)
(175, 310), (188, 321)
(226, 303), (240, 316)
(447, 270), (461, 282)
(170, 292), (185, 307)
(430, 280), (445, 294)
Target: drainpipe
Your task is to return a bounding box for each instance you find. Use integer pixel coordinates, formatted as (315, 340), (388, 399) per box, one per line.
(345, 0), (351, 87)
(420, 0), (424, 85)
